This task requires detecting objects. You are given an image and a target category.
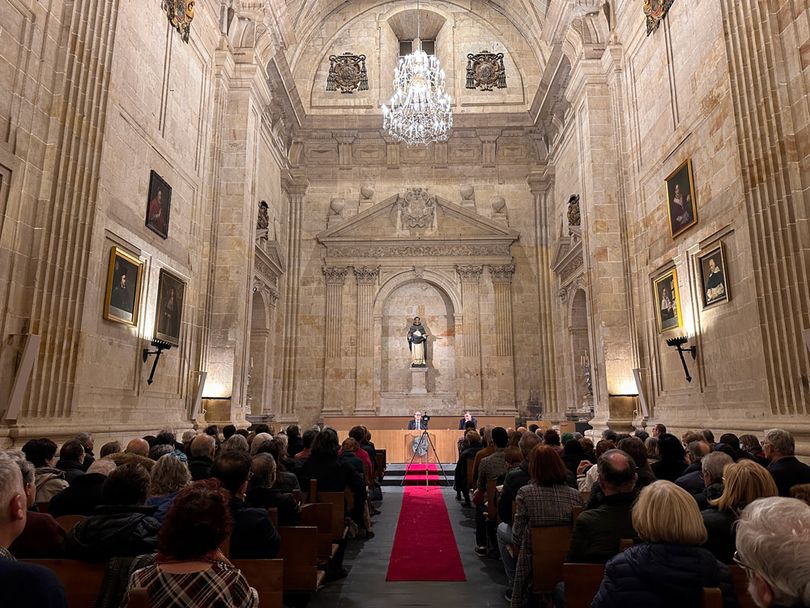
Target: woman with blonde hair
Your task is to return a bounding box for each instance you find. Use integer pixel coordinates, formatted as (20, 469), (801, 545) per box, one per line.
(146, 453), (191, 524)
(592, 481), (738, 608)
(701, 459), (777, 563)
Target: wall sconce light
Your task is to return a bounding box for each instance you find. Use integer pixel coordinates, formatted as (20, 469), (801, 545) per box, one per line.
(143, 339), (173, 385)
(665, 336), (697, 383)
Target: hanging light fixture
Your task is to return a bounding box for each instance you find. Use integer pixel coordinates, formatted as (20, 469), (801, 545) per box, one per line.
(382, 0), (452, 145)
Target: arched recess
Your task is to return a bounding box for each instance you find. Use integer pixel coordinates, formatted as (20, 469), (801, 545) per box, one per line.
(568, 288), (594, 416)
(247, 290), (272, 416)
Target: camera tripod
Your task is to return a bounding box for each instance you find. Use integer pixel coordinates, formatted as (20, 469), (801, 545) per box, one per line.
(401, 427), (451, 487)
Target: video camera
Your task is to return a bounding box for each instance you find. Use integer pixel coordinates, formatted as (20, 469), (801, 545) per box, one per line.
(422, 412), (430, 423)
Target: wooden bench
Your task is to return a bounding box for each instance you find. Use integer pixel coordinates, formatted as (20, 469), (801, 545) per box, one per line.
(24, 559), (106, 608)
(278, 526), (325, 593)
(530, 525), (573, 594)
(300, 503), (339, 565)
(563, 563), (604, 608)
(231, 559), (284, 608)
(318, 491), (348, 540)
(55, 514), (87, 533)
(702, 588), (723, 608)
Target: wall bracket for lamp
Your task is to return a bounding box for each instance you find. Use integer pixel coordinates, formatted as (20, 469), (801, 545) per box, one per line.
(665, 336), (697, 383)
(143, 339), (173, 385)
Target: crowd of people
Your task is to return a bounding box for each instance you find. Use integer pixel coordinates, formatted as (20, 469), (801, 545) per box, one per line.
(0, 423), (381, 607)
(455, 422), (810, 607)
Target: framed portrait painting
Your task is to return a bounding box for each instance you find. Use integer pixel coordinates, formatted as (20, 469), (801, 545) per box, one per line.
(665, 158), (698, 238)
(653, 269), (682, 333)
(154, 269), (185, 346)
(104, 246), (144, 326)
(146, 170), (172, 239)
(698, 244), (729, 308)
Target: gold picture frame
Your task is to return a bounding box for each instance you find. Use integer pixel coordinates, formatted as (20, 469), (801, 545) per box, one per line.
(653, 268), (682, 333)
(698, 243), (730, 309)
(103, 246), (144, 326)
(665, 157), (698, 238)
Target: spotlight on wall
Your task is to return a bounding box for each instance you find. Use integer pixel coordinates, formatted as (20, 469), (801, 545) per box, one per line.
(142, 339), (173, 385)
(665, 335), (697, 383)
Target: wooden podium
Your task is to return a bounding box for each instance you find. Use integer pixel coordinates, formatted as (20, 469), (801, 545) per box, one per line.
(404, 430), (436, 464)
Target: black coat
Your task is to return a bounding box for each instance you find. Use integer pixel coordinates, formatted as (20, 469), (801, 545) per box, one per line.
(407, 419), (428, 430)
(651, 459), (688, 482)
(187, 456), (213, 481)
(768, 456), (810, 497)
(701, 507), (737, 564)
(287, 436), (304, 458)
(47, 472), (107, 518)
(55, 459), (85, 485)
(674, 469), (705, 494)
(454, 445), (482, 493)
(228, 499), (281, 559)
(498, 461), (530, 525)
(245, 486), (301, 526)
(65, 505), (160, 560)
(592, 543), (739, 608)
(0, 559), (67, 608)
(567, 492), (637, 564)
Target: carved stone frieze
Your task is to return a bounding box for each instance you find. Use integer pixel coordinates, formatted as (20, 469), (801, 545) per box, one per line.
(457, 265), (483, 283)
(328, 243), (512, 259)
(353, 266), (379, 284)
(490, 264), (515, 284)
(322, 266), (349, 285)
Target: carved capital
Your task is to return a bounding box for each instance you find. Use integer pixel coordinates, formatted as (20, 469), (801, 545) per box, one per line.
(353, 266), (379, 285)
(490, 264), (515, 284)
(268, 289), (280, 306)
(282, 173), (309, 198)
(456, 265), (483, 283)
(323, 266), (349, 285)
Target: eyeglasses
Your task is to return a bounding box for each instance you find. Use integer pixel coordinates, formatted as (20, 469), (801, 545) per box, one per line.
(733, 550), (753, 574)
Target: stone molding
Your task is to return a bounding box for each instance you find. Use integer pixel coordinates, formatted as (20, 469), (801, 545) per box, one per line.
(353, 266), (379, 284)
(322, 266), (349, 285)
(456, 265), (484, 283)
(490, 264), (515, 284)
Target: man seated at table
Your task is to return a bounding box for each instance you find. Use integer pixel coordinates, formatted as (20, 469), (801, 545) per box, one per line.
(408, 411), (428, 430)
(458, 411), (478, 430)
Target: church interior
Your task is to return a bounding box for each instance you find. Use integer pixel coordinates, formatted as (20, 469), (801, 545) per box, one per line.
(0, 0), (809, 607)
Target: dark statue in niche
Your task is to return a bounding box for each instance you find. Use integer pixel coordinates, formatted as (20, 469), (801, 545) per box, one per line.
(326, 53), (369, 94)
(567, 194), (581, 230)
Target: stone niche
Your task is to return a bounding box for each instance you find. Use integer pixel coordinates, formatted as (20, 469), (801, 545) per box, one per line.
(317, 188), (519, 417)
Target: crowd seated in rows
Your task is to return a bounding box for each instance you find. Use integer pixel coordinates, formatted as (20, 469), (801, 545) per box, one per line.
(48, 458), (116, 518)
(21, 438), (69, 502)
(650, 433), (688, 482)
(475, 426), (510, 558)
(55, 439), (86, 484)
(454, 430), (483, 506)
(187, 434), (216, 481)
(246, 453), (301, 526)
(146, 454), (191, 524)
(763, 428), (810, 497)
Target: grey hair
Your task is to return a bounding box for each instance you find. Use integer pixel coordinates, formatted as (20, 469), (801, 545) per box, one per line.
(88, 459), (117, 476)
(518, 431), (540, 457)
(250, 433), (273, 456)
(4, 450), (35, 486)
(764, 428), (795, 456)
(687, 441), (708, 462)
(190, 434), (216, 458)
(181, 430), (197, 443)
(150, 453), (191, 496)
(221, 434), (249, 453)
(0, 454), (24, 518)
(736, 497), (810, 606)
(701, 451), (733, 483)
(250, 453), (277, 489)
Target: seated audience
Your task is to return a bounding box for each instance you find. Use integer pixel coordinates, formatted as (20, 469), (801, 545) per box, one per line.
(543, 429), (563, 454)
(734, 497), (810, 608)
(454, 430), (483, 506)
(652, 423), (667, 438)
(55, 439), (86, 484)
(561, 438), (586, 475)
(339, 438), (366, 478)
(0, 455), (67, 608)
(149, 444), (174, 462)
(66, 463), (160, 559)
(739, 434), (769, 466)
(21, 438), (69, 503)
(109, 439), (155, 471)
(48, 458), (116, 518)
(471, 426), (495, 486)
(187, 434), (216, 481)
(246, 453), (300, 526)
(475, 427), (510, 557)
(223, 424), (237, 440)
(650, 433), (688, 482)
(125, 438), (150, 457)
(644, 436), (660, 463)
(702, 459), (778, 563)
(146, 454), (191, 524)
(592, 480), (737, 608)
(210, 451), (280, 559)
(221, 434), (250, 454)
(348, 426), (373, 481)
(568, 449), (638, 564)
(294, 428), (318, 462)
(496, 432), (540, 590)
(99, 441), (121, 458)
(510, 446), (582, 606)
(286, 425), (304, 457)
(691, 451), (733, 510)
(255, 438), (300, 492)
(75, 432), (96, 471)
(673, 440), (710, 493)
(6, 452), (65, 558)
(580, 437), (597, 463)
(790, 483), (810, 506)
(249, 433), (273, 457)
(122, 480), (258, 608)
(634, 429), (649, 442)
(577, 439), (615, 493)
(763, 428), (810, 496)
(585, 437), (654, 509)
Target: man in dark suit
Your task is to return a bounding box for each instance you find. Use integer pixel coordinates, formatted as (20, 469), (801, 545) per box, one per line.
(458, 411), (478, 430)
(764, 428), (810, 496)
(407, 411), (428, 430)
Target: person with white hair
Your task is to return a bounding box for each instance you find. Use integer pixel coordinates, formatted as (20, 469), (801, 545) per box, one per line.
(0, 454), (67, 607)
(762, 428), (810, 497)
(735, 497), (810, 607)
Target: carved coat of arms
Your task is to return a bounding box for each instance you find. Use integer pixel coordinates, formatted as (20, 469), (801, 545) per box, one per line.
(395, 188), (438, 235)
(326, 53), (369, 94)
(465, 51), (507, 91)
(644, 0), (675, 35)
(163, 0), (195, 43)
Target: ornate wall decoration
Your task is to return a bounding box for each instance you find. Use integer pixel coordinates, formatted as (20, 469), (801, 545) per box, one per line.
(395, 188), (438, 234)
(490, 264), (515, 284)
(456, 265), (483, 283)
(353, 266), (380, 284)
(162, 0), (195, 43)
(644, 0), (675, 35)
(566, 194), (581, 229)
(465, 51), (507, 91)
(322, 266), (349, 285)
(326, 53), (369, 94)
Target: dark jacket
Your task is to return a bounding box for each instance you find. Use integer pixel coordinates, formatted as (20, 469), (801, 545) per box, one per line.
(458, 417), (478, 430)
(407, 419), (428, 430)
(675, 469), (705, 495)
(586, 468), (655, 510)
(694, 481), (724, 511)
(55, 459), (86, 485)
(299, 455), (365, 494)
(0, 558), (67, 608)
(498, 461), (530, 525)
(228, 499), (281, 559)
(246, 486), (301, 526)
(187, 456), (213, 481)
(567, 492), (637, 564)
(47, 472), (107, 518)
(768, 456), (810, 497)
(651, 459), (688, 482)
(287, 436), (304, 458)
(454, 445), (483, 493)
(10, 511), (66, 558)
(701, 507), (737, 564)
(65, 505), (160, 560)
(592, 543), (739, 608)
(81, 450), (95, 472)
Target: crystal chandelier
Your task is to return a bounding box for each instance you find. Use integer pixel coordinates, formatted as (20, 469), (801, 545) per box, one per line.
(382, 3), (452, 145)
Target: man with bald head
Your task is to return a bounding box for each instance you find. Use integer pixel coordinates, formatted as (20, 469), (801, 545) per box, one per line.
(0, 455), (67, 607)
(125, 438), (149, 457)
(188, 434), (216, 480)
(567, 449), (638, 563)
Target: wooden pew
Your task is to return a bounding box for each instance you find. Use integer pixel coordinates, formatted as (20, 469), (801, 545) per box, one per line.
(55, 514), (86, 533)
(730, 565), (758, 608)
(702, 588), (723, 608)
(24, 559), (106, 608)
(375, 451), (386, 481)
(530, 525), (573, 594)
(267, 507), (278, 529)
(563, 563), (604, 608)
(300, 503), (338, 564)
(318, 491), (348, 541)
(128, 588), (150, 608)
(278, 526), (324, 593)
(231, 559), (284, 608)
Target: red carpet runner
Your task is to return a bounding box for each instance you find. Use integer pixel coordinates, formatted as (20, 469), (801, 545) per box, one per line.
(386, 465), (466, 581)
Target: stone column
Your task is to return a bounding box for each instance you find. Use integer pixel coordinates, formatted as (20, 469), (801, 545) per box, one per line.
(457, 265), (483, 410)
(321, 266), (348, 415)
(278, 174), (309, 421)
(528, 170), (559, 416)
(354, 266), (379, 414)
(490, 264), (517, 413)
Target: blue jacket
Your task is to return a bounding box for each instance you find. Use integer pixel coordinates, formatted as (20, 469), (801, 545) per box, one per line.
(592, 543), (739, 608)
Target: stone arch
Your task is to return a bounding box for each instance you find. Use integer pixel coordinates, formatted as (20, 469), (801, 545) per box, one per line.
(374, 268), (461, 317)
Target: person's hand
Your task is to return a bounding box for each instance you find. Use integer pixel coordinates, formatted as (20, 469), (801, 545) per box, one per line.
(577, 460), (592, 475)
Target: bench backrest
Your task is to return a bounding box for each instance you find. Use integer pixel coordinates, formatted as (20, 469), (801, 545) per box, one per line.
(563, 563), (604, 608)
(530, 525), (573, 593)
(231, 559), (284, 608)
(278, 526), (320, 592)
(23, 559), (106, 608)
(702, 587), (723, 608)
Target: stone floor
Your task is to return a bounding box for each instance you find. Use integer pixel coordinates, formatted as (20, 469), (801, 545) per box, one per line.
(307, 486), (509, 607)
